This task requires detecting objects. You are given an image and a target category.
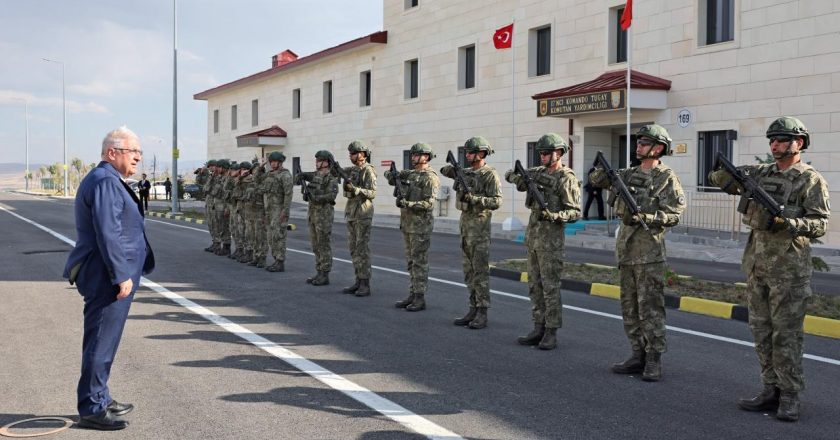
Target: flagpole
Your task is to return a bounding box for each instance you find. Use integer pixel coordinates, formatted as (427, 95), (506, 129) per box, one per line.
(625, 24), (632, 168)
(510, 19), (516, 225)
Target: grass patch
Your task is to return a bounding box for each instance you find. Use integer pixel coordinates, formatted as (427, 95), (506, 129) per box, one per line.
(493, 259), (840, 320)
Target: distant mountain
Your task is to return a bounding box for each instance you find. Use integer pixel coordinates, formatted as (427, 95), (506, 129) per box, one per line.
(0, 163), (48, 173)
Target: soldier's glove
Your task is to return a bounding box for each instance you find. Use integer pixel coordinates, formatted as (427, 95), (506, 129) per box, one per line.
(769, 216), (793, 233)
(539, 209), (556, 222)
(344, 182), (357, 194)
(504, 169), (516, 183)
(461, 193), (476, 204)
(708, 169), (742, 195)
(396, 198), (408, 208)
(623, 212), (654, 226)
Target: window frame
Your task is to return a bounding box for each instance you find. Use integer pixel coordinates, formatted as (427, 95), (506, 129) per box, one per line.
(699, 0), (735, 47)
(360, 70), (371, 107)
(292, 88), (301, 119)
(213, 109), (219, 134)
(528, 25), (552, 78)
(251, 99), (259, 127)
(404, 59), (419, 100)
(323, 80), (333, 114)
(458, 44), (476, 90)
(230, 104), (238, 131)
(698, 130), (736, 190)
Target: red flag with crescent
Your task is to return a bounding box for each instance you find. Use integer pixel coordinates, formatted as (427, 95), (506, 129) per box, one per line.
(620, 0), (633, 30)
(493, 23), (513, 49)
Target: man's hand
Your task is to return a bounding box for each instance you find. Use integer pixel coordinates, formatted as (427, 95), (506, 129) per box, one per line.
(623, 212), (654, 226)
(116, 279), (133, 300)
(539, 209), (555, 222)
(769, 216), (793, 233)
(461, 193), (475, 203)
(396, 198), (408, 208)
(344, 182), (355, 193)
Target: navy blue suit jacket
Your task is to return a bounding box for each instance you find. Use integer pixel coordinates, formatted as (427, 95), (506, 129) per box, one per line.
(63, 162), (155, 296)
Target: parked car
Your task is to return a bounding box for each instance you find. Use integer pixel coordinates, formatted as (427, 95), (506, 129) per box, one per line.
(182, 183), (203, 200)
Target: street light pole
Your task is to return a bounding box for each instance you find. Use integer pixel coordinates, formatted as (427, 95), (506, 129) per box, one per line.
(171, 0), (181, 213)
(24, 100), (30, 192)
(43, 58), (67, 196)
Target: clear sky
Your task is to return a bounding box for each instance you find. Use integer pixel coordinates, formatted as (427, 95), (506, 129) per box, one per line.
(0, 0), (383, 171)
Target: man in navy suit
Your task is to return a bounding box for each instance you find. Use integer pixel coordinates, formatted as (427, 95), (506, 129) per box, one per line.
(63, 126), (155, 430)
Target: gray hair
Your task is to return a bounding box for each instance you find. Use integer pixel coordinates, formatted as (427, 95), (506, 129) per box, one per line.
(101, 126), (139, 156)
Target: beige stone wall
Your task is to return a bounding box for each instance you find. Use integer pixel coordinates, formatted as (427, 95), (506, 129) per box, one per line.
(201, 0), (840, 243)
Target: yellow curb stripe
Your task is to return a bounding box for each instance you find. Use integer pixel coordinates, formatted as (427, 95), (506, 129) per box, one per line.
(519, 272), (528, 283)
(590, 283), (620, 299)
(196, 219), (204, 224)
(583, 263), (614, 270)
(734, 282), (747, 287)
(679, 297), (733, 319)
(804, 315), (840, 339)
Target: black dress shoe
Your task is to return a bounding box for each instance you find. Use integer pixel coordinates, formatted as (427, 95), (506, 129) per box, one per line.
(77, 410), (129, 430)
(107, 399), (134, 416)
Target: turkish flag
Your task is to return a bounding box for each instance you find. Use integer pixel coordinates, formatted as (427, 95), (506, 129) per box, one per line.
(620, 0), (633, 30)
(493, 23), (513, 49)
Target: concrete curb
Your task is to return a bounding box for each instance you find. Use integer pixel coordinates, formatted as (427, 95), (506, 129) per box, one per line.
(488, 266), (840, 340)
(146, 211), (298, 230)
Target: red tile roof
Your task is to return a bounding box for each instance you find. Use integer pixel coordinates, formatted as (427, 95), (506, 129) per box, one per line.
(532, 69), (671, 100)
(194, 31), (388, 100)
(236, 125), (287, 139)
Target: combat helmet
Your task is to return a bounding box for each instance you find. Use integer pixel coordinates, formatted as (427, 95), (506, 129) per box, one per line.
(268, 151), (286, 162)
(315, 150), (335, 161)
(766, 116), (810, 149)
(206, 159), (218, 167)
(409, 142), (436, 159)
(464, 136), (494, 155)
(216, 159), (230, 169)
(636, 124), (673, 155)
(348, 140), (371, 158)
(535, 133), (570, 156)
(239, 161), (252, 170)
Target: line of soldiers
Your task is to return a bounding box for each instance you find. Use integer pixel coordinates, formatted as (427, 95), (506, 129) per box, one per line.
(195, 117), (827, 423)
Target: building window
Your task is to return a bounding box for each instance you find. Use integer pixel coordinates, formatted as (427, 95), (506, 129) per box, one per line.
(251, 99), (259, 127)
(700, 0), (734, 46)
(292, 88), (301, 119)
(404, 0), (418, 10)
(213, 109), (219, 133)
(529, 25), (551, 77)
(323, 80), (333, 114)
(405, 59), (419, 99)
(698, 130), (736, 189)
(526, 142), (539, 167)
(609, 7), (628, 64)
(360, 70), (371, 107)
(230, 105), (237, 130)
(403, 150), (411, 170)
(458, 44), (476, 90)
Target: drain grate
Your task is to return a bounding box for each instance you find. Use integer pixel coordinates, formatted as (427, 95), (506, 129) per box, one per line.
(21, 249), (69, 255)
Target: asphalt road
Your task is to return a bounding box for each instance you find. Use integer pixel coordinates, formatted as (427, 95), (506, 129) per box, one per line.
(1, 191), (839, 440)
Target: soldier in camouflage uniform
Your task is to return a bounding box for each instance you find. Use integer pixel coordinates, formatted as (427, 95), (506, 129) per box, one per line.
(213, 160), (232, 256)
(244, 160), (269, 268)
(505, 133), (581, 350)
(385, 142), (440, 312)
(224, 162), (242, 260)
(231, 162), (251, 261)
(301, 150), (339, 286)
(340, 140), (377, 297)
(263, 151), (293, 272)
(199, 160), (219, 252)
(440, 136), (502, 329)
(709, 117), (830, 422)
(590, 124), (686, 381)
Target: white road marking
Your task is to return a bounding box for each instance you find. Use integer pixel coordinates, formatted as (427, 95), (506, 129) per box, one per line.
(0, 206), (464, 440)
(148, 217), (840, 367)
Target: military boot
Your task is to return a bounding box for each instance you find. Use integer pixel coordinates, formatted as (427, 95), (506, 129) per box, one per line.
(538, 327), (558, 350)
(342, 278), (360, 294)
(238, 249), (253, 264)
(229, 248), (241, 260)
(468, 307), (488, 329)
(306, 273), (320, 284)
(395, 292), (415, 308)
(453, 307), (477, 326)
(355, 279), (371, 297)
(204, 243), (216, 252)
(254, 257), (266, 269)
(776, 391), (800, 422)
(641, 352), (662, 382)
(612, 350), (646, 374)
(406, 293), (425, 311)
(517, 323), (545, 346)
(738, 384), (780, 412)
(266, 261), (285, 272)
(217, 243), (231, 256)
(311, 271), (330, 286)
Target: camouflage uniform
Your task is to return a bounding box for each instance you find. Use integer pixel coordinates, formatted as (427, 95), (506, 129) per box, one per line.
(204, 168), (220, 250)
(247, 164), (268, 267)
(195, 162), (214, 251)
(386, 142), (440, 311)
(211, 161), (231, 252)
(263, 152), (293, 270)
(231, 163), (250, 260)
(441, 136), (502, 328)
(302, 151), (339, 284)
(342, 141), (377, 296)
(591, 124), (685, 380)
(710, 117), (830, 421)
(222, 163), (238, 257)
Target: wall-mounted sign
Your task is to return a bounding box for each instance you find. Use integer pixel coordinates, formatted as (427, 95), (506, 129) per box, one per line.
(380, 160), (393, 167)
(537, 89), (625, 117)
(674, 143), (687, 154)
(677, 109), (692, 128)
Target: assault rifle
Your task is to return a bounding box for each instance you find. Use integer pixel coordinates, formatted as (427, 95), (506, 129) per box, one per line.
(327, 157), (352, 185)
(512, 159), (547, 211)
(715, 152), (785, 219)
(445, 150), (471, 195)
(293, 161), (311, 202)
(389, 161), (405, 207)
(594, 151), (649, 231)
